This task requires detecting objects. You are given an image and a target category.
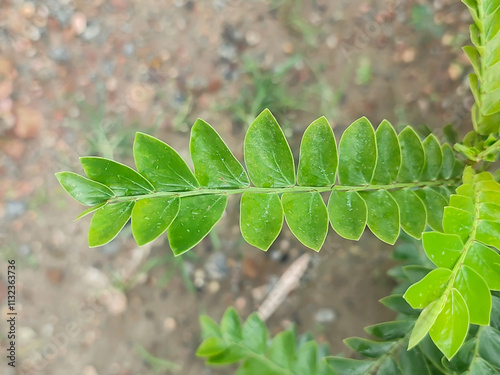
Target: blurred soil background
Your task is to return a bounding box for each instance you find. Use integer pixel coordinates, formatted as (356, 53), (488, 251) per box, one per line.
(0, 0), (473, 374)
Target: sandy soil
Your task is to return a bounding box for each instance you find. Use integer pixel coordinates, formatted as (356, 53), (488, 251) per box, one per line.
(0, 0), (472, 374)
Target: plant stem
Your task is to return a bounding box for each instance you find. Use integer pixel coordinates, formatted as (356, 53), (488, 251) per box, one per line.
(108, 178), (460, 203)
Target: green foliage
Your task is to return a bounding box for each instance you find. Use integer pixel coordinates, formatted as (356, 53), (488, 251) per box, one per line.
(462, 0), (500, 135)
(57, 109), (462, 252)
(404, 168), (500, 359)
(198, 242), (500, 374)
(329, 292), (500, 375)
(197, 308), (334, 374)
(221, 55), (304, 131)
(56, 0), (500, 372)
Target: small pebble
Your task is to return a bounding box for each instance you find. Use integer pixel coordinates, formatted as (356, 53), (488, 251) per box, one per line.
(282, 42), (295, 54)
(235, 296), (246, 311)
(205, 252), (228, 280)
(207, 280), (220, 294)
(315, 308), (337, 324)
(401, 48), (416, 63)
(20, 2), (36, 18)
(164, 317), (177, 332)
(40, 324), (54, 337)
(326, 35), (339, 49)
(5, 200), (27, 219)
(245, 30), (261, 46)
(82, 21), (101, 41)
(82, 365), (98, 375)
(448, 63), (462, 81)
(72, 12), (87, 35)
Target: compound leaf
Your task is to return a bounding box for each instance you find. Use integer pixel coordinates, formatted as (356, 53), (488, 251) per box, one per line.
(429, 289), (469, 360)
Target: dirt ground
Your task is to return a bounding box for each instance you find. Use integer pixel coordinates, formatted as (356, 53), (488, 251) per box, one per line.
(0, 0), (473, 374)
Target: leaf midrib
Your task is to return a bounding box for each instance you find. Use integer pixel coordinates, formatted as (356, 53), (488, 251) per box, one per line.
(107, 178), (460, 203)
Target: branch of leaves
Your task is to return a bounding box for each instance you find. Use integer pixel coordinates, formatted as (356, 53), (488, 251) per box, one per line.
(325, 238), (448, 374)
(327, 293), (500, 375)
(196, 292), (500, 374)
(401, 167), (500, 359)
(442, 300), (500, 374)
(454, 130), (500, 163)
(56, 109), (462, 255)
(461, 0), (500, 135)
(196, 307), (335, 375)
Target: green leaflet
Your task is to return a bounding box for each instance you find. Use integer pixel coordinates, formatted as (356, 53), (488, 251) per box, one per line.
(190, 119), (249, 188)
(131, 197), (180, 246)
(443, 206), (474, 241)
(365, 320), (414, 340)
(442, 336), (476, 373)
(380, 294), (420, 316)
(463, 241), (500, 290)
(297, 117), (337, 186)
(468, 357), (500, 374)
(440, 144), (455, 179)
(240, 192), (283, 251)
(221, 307), (243, 341)
(198, 307), (335, 375)
(133, 132), (199, 191)
(371, 120), (401, 185)
(409, 299), (445, 350)
(56, 171), (115, 206)
(429, 289), (469, 360)
(390, 189), (426, 239)
(415, 187), (448, 231)
(242, 313), (268, 354)
(420, 134), (443, 181)
(476, 220), (500, 248)
(450, 194), (475, 214)
(338, 117), (377, 185)
(167, 195), (227, 256)
(360, 190), (400, 244)
(325, 358), (373, 375)
(479, 202), (500, 221)
(74, 202), (106, 220)
(282, 192), (328, 251)
(404, 268), (452, 309)
(422, 232), (464, 269)
(88, 201), (134, 247)
(453, 265), (491, 325)
(293, 341), (317, 374)
(80, 156), (154, 196)
(464, 0), (500, 133)
(477, 326), (500, 369)
(328, 191), (367, 241)
(343, 338), (394, 358)
(398, 127), (425, 183)
(404, 168), (500, 359)
(196, 336), (228, 357)
(244, 109), (295, 187)
(268, 331), (295, 369)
